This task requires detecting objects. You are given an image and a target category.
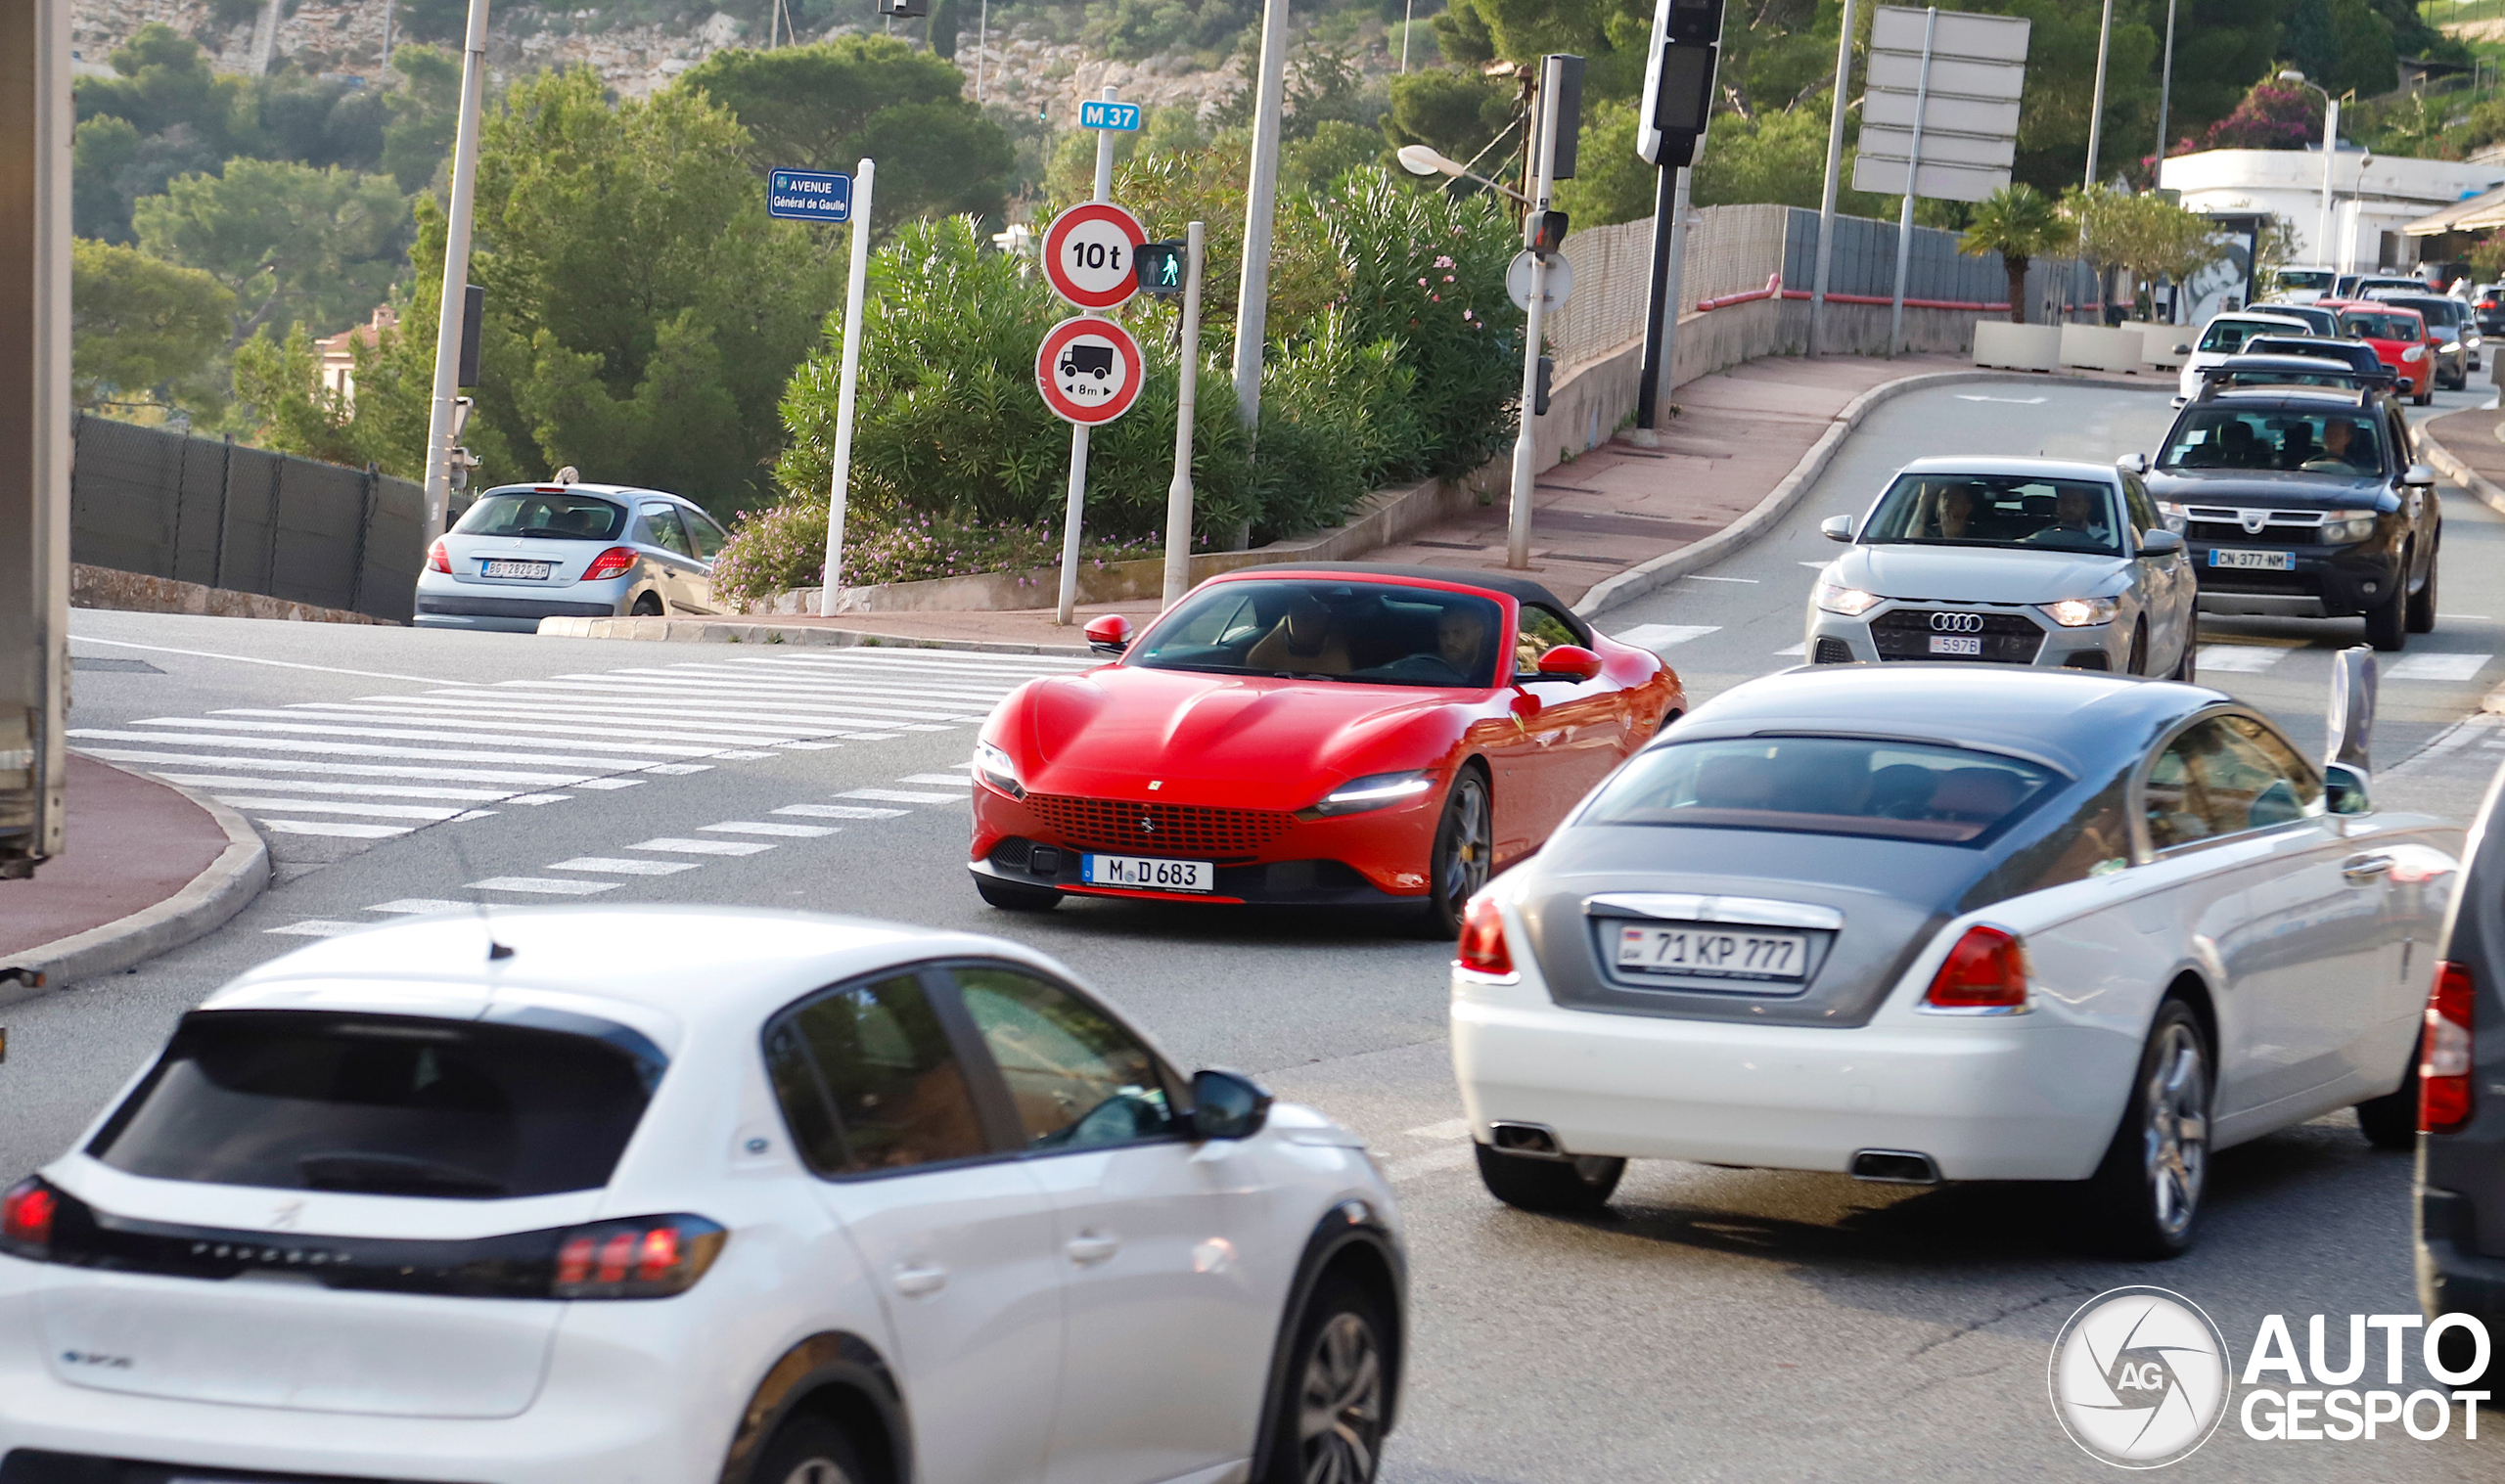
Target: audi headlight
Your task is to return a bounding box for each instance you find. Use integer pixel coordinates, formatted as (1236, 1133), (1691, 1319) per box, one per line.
(2038, 597), (2119, 628)
(1815, 581), (1884, 617)
(1298, 769), (1435, 819)
(2320, 510), (2380, 544)
(2403, 344), (2427, 362)
(974, 740), (1024, 798)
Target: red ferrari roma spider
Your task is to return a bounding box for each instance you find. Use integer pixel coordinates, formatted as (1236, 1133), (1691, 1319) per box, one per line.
(968, 563), (1686, 933)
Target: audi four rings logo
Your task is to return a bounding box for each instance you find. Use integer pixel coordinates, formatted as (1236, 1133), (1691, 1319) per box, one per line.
(1930, 612), (1985, 633)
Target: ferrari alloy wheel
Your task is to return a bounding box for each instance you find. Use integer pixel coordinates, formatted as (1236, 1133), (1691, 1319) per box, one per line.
(1281, 1279), (1389, 1484)
(1427, 771), (1491, 939)
(2087, 1000), (2209, 1258)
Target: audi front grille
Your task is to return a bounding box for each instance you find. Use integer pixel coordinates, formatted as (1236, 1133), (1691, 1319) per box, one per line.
(1022, 794), (1297, 858)
(1869, 608), (2044, 664)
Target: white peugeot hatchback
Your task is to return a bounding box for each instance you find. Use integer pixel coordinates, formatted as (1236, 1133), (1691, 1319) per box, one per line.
(0, 909), (1404, 1484)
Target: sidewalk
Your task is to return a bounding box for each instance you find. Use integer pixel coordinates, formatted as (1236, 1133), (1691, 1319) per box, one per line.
(2417, 403), (2505, 517)
(0, 754), (266, 1005)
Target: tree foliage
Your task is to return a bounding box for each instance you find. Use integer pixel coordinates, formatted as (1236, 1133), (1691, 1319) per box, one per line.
(1960, 184), (2076, 322)
(70, 239), (236, 412)
(132, 158), (411, 348)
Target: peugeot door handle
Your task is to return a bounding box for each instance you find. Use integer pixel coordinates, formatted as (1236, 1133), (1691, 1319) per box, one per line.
(891, 1264), (948, 1297)
(2343, 855), (2393, 883)
(1065, 1232), (1121, 1265)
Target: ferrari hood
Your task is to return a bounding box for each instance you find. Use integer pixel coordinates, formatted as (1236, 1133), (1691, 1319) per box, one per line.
(992, 666), (1461, 810)
(1837, 544), (2131, 605)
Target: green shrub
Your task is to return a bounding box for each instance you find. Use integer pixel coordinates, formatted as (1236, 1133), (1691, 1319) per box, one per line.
(709, 500), (1173, 607)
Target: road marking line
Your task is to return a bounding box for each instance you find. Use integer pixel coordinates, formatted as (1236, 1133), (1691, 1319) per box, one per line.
(780, 741), (844, 750)
(2386, 652), (2492, 682)
(641, 762), (714, 775)
(1612, 624), (1719, 651)
(546, 856), (703, 876)
(264, 920), (366, 937)
(366, 899), (469, 915)
(457, 688), (992, 724)
(467, 877), (618, 894)
(1685, 574), (1758, 583)
(521, 676), (976, 719)
(1772, 642), (1807, 656)
(703, 821), (839, 837)
(708, 750), (776, 760)
(628, 837), (776, 856)
(259, 820), (416, 839)
(841, 787), (966, 803)
(1402, 1117), (1474, 1141)
(841, 732), (909, 741)
(1954, 394), (2047, 403)
(213, 796), (468, 822)
(149, 774), (522, 802)
(2195, 645), (2289, 673)
(74, 748), (589, 786)
(2438, 613), (2491, 620)
(574, 778), (646, 789)
(68, 729), (660, 770)
(379, 693), (883, 731)
(777, 804), (909, 819)
(269, 703), (806, 747)
(1383, 1145), (1478, 1183)
(156, 715), (720, 758)
(896, 773), (977, 787)
(62, 635), (462, 685)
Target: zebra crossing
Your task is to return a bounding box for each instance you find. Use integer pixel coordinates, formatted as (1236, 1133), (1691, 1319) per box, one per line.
(71, 648), (1088, 843)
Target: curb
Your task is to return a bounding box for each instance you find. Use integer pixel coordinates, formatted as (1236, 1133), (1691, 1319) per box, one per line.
(0, 766), (270, 1009)
(535, 614), (1093, 658)
(1573, 367), (2173, 622)
(2413, 418), (2505, 520)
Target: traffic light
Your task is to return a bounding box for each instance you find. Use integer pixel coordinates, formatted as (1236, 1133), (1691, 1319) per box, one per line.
(456, 284), (483, 388)
(1533, 356), (1554, 417)
(1136, 241), (1186, 295)
(876, 0), (928, 15)
(1640, 0), (1725, 168)
(1540, 54), (1585, 181)
(1526, 209), (1570, 255)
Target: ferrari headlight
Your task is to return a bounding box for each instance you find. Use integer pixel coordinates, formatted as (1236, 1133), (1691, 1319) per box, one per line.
(974, 740), (1023, 798)
(1300, 769), (1435, 819)
(2038, 597), (2119, 628)
(2320, 509), (2380, 544)
(1815, 581), (1884, 617)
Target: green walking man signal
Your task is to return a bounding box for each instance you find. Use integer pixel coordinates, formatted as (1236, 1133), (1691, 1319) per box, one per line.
(1136, 241), (1187, 296)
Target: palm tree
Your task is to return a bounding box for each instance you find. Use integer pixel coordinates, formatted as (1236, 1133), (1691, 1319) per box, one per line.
(1958, 185), (2077, 324)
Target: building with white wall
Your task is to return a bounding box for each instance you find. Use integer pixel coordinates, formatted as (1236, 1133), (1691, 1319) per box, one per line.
(2158, 148), (2505, 272)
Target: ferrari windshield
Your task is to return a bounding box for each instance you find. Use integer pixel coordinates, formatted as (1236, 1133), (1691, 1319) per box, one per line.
(1581, 737), (2060, 844)
(2160, 408), (2384, 472)
(1859, 473), (2123, 555)
(1128, 579), (1506, 687)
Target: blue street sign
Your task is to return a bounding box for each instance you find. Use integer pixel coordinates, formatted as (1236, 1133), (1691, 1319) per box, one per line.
(767, 169), (853, 222)
(1079, 100), (1142, 132)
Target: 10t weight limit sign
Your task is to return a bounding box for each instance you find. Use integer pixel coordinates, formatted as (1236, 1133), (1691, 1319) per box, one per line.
(1041, 202), (1147, 310)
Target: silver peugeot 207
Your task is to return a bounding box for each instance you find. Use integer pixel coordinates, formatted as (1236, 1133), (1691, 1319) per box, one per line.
(415, 480), (733, 634)
(1805, 456), (2200, 679)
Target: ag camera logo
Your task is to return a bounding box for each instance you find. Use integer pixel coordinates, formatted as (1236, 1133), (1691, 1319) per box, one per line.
(2048, 1286), (2232, 1468)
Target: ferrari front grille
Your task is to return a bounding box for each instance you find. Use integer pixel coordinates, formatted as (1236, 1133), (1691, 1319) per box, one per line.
(1023, 794), (1296, 858)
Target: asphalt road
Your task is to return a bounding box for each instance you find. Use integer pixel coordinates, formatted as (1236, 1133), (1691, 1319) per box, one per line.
(8, 377), (2505, 1481)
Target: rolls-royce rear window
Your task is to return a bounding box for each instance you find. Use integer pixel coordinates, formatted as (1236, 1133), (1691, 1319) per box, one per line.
(1582, 737), (2060, 844)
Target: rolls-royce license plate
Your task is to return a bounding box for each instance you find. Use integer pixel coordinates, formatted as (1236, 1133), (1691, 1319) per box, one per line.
(2209, 548), (2294, 570)
(1615, 923), (1809, 981)
(1081, 854), (1212, 892)
(1927, 634), (1982, 656)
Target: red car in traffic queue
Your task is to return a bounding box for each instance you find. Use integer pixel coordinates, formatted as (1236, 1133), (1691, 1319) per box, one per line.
(2323, 298), (2437, 404)
(967, 563), (1685, 934)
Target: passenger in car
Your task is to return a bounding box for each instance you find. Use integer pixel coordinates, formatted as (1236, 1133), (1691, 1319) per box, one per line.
(1244, 594), (1352, 675)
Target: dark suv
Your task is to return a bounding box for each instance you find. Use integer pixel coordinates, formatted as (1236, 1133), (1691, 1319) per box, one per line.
(2419, 761), (2505, 1390)
(2141, 385), (2442, 651)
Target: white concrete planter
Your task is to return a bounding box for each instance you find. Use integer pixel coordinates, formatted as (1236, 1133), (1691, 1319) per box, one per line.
(1973, 320), (2062, 372)
(2061, 324), (2147, 373)
(2133, 322), (2193, 369)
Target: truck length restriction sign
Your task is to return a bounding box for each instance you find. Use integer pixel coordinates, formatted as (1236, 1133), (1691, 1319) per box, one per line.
(1042, 202), (1147, 310)
(1036, 316), (1145, 426)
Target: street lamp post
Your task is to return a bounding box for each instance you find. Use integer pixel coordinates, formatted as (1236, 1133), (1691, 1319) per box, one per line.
(2279, 70), (2340, 272)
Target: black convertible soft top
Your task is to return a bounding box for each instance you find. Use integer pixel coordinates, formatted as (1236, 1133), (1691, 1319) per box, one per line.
(1247, 562), (1591, 645)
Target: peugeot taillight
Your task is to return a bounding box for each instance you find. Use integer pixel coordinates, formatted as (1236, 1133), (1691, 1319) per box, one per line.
(2423, 961), (2476, 1134)
(425, 539), (451, 574)
(0, 1178), (58, 1259)
(1456, 894), (1513, 975)
(1922, 925), (2030, 1012)
(550, 1214), (725, 1299)
(580, 546), (638, 581)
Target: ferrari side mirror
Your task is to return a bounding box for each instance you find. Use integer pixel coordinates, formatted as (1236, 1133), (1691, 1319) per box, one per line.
(1083, 613), (1134, 655)
(1526, 645), (1602, 682)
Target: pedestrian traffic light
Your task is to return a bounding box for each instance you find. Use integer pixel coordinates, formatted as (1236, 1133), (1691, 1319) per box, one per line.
(1136, 241), (1186, 295)
(1640, 0), (1724, 167)
(1526, 209), (1570, 255)
(876, 0), (928, 16)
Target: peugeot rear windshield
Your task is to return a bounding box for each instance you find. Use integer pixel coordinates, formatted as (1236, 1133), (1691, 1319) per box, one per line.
(1581, 737), (2060, 844)
(86, 1011), (660, 1199)
(454, 492), (628, 541)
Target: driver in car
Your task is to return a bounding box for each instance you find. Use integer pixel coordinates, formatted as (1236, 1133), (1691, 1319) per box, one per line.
(1380, 605), (1489, 685)
(2308, 418), (2378, 472)
(2022, 488), (2112, 547)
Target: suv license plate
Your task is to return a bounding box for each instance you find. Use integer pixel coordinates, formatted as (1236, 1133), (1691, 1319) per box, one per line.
(1616, 923), (1809, 981)
(2209, 548), (2294, 570)
(1081, 854), (1212, 892)
(480, 559), (553, 579)
(1927, 634), (1982, 656)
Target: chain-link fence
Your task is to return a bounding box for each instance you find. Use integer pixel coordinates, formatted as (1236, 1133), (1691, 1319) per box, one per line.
(69, 415), (425, 623)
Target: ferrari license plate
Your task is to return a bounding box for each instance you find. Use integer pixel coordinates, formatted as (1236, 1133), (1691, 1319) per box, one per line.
(1927, 634), (1982, 656)
(480, 559), (553, 579)
(1081, 854), (1212, 892)
(1616, 923), (1810, 981)
(2209, 548), (2294, 571)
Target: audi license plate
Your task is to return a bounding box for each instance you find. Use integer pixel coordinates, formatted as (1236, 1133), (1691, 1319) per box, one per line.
(2209, 548), (2294, 571)
(1081, 854), (1213, 892)
(1616, 923), (1809, 981)
(479, 559), (553, 579)
(1927, 634), (1982, 656)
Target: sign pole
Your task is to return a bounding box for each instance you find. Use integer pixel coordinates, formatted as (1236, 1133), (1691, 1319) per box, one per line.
(818, 158), (875, 619)
(1887, 6), (1937, 360)
(1057, 88), (1121, 625)
(420, 0), (490, 546)
(1506, 61), (1566, 570)
(1162, 220), (1205, 607)
(1809, 0), (1857, 356)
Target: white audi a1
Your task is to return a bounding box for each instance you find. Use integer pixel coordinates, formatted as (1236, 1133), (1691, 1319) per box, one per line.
(0, 909), (1404, 1484)
(1449, 662), (2458, 1256)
